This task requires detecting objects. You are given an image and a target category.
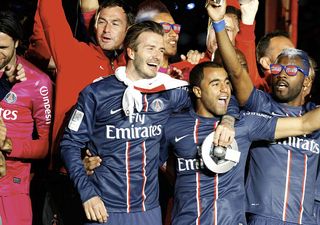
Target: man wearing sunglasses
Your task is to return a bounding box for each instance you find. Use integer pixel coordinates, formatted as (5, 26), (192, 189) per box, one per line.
(208, 1), (319, 225)
(136, 0), (181, 78)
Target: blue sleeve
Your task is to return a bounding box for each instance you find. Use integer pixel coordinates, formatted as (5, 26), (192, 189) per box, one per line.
(60, 85), (98, 203)
(244, 88), (273, 113)
(238, 112), (278, 142)
(227, 95), (240, 118)
(159, 126), (170, 167)
(170, 87), (191, 112)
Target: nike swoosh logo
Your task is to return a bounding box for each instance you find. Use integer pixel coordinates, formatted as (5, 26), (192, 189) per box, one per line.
(110, 108), (122, 115)
(271, 112), (283, 117)
(175, 135), (189, 142)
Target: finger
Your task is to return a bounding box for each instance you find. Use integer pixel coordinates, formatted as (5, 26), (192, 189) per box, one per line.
(84, 205), (92, 221)
(93, 205), (104, 223)
(0, 118), (6, 147)
(15, 66), (27, 82)
(88, 158), (101, 170)
(0, 151), (6, 178)
(218, 127), (228, 147)
(4, 64), (14, 77)
(86, 149), (92, 157)
(86, 170), (94, 176)
(89, 206), (97, 221)
(213, 126), (222, 146)
(99, 204), (108, 223)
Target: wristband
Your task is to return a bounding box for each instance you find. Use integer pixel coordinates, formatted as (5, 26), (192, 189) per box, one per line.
(212, 19), (225, 33)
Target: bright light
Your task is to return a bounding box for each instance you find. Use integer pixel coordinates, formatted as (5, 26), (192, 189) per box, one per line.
(186, 2), (195, 10)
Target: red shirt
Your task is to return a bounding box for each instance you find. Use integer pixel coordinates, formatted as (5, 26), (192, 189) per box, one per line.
(0, 56), (53, 195)
(38, 0), (126, 165)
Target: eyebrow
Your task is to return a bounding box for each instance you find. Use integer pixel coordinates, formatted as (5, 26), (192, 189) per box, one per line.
(208, 77), (229, 84)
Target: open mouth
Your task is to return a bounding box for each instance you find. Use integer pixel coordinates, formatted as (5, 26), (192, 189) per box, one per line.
(218, 96), (228, 106)
(276, 80), (289, 90)
(147, 62), (159, 71)
(168, 40), (177, 46)
(101, 36), (112, 43)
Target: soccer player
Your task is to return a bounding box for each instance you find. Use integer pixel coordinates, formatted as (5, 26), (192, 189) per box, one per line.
(60, 21), (191, 225)
(160, 61), (320, 225)
(208, 1), (320, 224)
(0, 10), (53, 225)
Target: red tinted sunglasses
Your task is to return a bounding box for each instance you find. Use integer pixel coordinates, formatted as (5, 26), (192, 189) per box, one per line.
(159, 22), (181, 34)
(270, 64), (308, 77)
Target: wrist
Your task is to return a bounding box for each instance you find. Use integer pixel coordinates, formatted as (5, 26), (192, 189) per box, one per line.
(212, 19), (225, 33)
(241, 16), (255, 25)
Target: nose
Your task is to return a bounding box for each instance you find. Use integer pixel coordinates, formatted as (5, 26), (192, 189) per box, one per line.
(278, 69), (288, 78)
(103, 23), (111, 33)
(220, 83), (229, 93)
(168, 28), (178, 37)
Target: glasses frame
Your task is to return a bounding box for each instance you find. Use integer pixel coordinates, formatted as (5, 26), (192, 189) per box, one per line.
(159, 22), (181, 34)
(270, 64), (308, 77)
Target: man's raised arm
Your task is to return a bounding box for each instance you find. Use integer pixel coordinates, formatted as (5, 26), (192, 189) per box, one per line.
(206, 0), (254, 106)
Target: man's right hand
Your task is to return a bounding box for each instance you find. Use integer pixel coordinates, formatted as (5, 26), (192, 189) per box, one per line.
(206, 0), (226, 22)
(4, 63), (27, 83)
(83, 149), (102, 175)
(180, 50), (204, 65)
(83, 196), (108, 223)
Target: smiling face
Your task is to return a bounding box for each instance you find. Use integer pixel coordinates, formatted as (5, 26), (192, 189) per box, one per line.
(193, 67), (231, 117)
(153, 12), (179, 58)
(95, 6), (128, 50)
(128, 31), (165, 80)
(271, 55), (308, 106)
(0, 32), (17, 71)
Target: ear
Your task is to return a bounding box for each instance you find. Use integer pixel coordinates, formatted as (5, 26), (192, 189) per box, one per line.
(192, 86), (201, 98)
(303, 76), (312, 90)
(94, 11), (100, 30)
(14, 40), (19, 49)
(259, 56), (272, 70)
(127, 47), (135, 60)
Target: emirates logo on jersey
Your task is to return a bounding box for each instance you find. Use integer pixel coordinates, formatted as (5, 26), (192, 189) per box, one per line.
(4, 91), (17, 104)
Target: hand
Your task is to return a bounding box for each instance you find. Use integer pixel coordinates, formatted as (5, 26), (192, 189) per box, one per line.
(0, 151), (6, 178)
(83, 149), (102, 175)
(213, 115), (235, 147)
(206, 0), (226, 22)
(181, 50), (205, 65)
(0, 138), (12, 154)
(4, 63), (27, 83)
(168, 67), (184, 80)
(0, 117), (7, 147)
(240, 0), (259, 25)
(83, 196), (108, 223)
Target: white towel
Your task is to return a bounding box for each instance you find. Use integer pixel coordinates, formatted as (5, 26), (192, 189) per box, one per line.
(114, 66), (188, 117)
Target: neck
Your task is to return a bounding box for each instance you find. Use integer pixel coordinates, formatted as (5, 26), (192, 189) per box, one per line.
(195, 103), (215, 118)
(125, 63), (141, 82)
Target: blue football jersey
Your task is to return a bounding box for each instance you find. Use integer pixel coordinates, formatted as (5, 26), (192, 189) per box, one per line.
(160, 109), (278, 225)
(244, 88), (320, 224)
(60, 75), (190, 213)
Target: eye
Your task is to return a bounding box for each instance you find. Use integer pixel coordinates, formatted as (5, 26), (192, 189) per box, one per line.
(112, 22), (120, 26)
(211, 82), (219, 86)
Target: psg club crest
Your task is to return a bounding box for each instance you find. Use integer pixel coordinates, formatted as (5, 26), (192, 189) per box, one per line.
(4, 92), (17, 104)
(150, 99), (164, 112)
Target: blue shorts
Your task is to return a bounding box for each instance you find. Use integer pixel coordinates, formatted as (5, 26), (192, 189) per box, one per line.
(85, 206), (162, 225)
(248, 214), (306, 225)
